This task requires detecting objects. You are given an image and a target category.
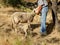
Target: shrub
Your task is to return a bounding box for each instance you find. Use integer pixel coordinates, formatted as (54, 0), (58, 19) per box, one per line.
(1, 0), (22, 7)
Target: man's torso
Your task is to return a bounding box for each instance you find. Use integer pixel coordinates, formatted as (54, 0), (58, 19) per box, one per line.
(38, 0), (48, 7)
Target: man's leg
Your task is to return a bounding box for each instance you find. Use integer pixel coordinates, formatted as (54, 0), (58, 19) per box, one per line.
(40, 6), (48, 35)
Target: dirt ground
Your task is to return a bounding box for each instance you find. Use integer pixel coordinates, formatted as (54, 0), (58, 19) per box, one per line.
(0, 6), (60, 45)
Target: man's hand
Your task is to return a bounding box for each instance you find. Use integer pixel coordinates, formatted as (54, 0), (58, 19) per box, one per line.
(34, 8), (40, 15)
(34, 5), (42, 15)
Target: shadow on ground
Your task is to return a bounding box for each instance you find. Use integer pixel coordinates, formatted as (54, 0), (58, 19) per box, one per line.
(31, 24), (40, 30)
(30, 23), (55, 36)
(30, 24), (40, 37)
(46, 23), (55, 35)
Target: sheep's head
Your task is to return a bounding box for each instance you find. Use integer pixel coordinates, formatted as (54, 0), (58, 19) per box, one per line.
(28, 10), (36, 22)
(30, 10), (36, 17)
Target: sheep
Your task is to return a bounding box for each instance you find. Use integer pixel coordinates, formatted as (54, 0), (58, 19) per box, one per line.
(11, 10), (35, 37)
(12, 10), (35, 23)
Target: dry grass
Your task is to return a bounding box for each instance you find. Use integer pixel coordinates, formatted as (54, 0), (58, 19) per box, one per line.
(0, 6), (60, 45)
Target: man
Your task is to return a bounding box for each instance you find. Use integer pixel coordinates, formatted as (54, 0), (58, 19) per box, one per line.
(34, 0), (48, 35)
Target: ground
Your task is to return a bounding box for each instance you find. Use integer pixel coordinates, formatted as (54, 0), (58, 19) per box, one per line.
(0, 6), (60, 45)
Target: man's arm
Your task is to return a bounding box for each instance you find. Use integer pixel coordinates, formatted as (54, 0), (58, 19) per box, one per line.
(34, 5), (42, 15)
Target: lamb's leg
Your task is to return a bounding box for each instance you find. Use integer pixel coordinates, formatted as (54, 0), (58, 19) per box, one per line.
(24, 29), (27, 38)
(27, 21), (32, 36)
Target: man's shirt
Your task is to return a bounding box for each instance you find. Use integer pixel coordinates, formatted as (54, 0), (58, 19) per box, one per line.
(38, 0), (48, 7)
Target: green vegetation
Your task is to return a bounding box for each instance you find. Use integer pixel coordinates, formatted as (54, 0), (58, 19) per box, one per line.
(0, 0), (25, 7)
(19, 5), (32, 12)
(3, 0), (20, 6)
(13, 38), (22, 45)
(11, 36), (32, 45)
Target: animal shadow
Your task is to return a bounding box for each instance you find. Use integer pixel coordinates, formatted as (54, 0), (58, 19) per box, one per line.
(31, 24), (40, 30)
(30, 24), (40, 37)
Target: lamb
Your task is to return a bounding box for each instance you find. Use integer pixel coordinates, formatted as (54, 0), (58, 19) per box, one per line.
(11, 10), (35, 37)
(17, 23), (32, 37)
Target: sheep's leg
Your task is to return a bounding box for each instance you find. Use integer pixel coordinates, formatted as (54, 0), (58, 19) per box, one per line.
(13, 24), (18, 34)
(12, 17), (16, 33)
(12, 17), (18, 34)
